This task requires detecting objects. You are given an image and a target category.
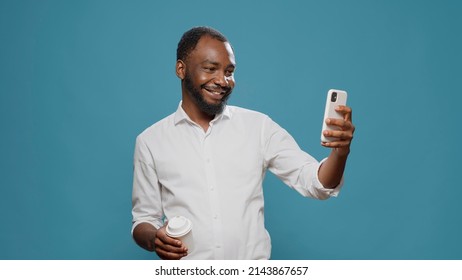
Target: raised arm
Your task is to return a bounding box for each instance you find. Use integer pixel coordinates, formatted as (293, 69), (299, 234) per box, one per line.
(318, 105), (355, 188)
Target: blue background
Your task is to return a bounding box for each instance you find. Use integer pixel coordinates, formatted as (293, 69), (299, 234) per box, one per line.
(1, 0), (461, 259)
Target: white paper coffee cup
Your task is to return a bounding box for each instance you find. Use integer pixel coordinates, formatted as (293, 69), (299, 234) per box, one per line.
(165, 216), (194, 253)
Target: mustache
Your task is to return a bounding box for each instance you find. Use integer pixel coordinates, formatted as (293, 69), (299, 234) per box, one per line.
(202, 84), (232, 94)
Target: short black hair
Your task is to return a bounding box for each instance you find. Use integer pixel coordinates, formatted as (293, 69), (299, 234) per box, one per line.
(176, 26), (228, 61)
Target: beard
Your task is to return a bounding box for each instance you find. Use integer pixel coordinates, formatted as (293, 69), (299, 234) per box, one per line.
(184, 73), (232, 116)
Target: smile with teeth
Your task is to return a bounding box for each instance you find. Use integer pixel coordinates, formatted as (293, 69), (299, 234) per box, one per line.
(203, 86), (227, 99)
(204, 87), (224, 94)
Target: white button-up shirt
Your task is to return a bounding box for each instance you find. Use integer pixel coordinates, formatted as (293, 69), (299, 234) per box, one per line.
(132, 103), (342, 259)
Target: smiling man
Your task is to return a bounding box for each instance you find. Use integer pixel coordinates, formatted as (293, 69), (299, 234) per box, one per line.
(179, 32), (235, 128)
(131, 26), (355, 260)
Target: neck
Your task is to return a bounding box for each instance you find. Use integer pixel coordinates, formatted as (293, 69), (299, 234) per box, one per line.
(181, 93), (214, 132)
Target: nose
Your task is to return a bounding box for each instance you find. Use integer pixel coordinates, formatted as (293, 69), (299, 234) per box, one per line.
(214, 72), (231, 87)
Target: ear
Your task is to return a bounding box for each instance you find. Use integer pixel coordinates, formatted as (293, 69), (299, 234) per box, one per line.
(176, 60), (186, 80)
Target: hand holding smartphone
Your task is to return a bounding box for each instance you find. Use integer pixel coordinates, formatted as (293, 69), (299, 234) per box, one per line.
(321, 89), (348, 143)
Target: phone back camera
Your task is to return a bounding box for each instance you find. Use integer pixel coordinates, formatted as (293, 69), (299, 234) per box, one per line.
(331, 92), (337, 102)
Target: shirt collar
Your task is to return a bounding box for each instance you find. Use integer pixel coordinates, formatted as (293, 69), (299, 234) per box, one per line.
(174, 101), (232, 125)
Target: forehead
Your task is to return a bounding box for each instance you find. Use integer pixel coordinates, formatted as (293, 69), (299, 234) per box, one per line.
(188, 36), (235, 65)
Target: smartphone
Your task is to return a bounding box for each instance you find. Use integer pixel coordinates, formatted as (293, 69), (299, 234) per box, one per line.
(321, 89), (348, 143)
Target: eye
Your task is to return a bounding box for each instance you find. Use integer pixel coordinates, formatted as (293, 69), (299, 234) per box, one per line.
(204, 67), (216, 72)
(225, 69), (235, 77)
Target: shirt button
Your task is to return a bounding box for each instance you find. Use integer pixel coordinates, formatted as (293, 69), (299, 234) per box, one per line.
(210, 186), (214, 190)
(215, 245), (221, 248)
(213, 215), (218, 219)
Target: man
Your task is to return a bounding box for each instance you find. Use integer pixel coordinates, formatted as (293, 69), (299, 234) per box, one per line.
(131, 26), (355, 260)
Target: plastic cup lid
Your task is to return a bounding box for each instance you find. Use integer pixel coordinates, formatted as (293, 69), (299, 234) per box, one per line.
(166, 216), (192, 237)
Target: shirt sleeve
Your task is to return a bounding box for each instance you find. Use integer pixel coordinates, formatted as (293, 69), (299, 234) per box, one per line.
(262, 116), (343, 200)
(131, 135), (164, 235)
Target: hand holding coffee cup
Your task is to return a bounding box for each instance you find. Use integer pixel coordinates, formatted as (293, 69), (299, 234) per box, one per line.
(154, 223), (188, 260)
(165, 216), (194, 253)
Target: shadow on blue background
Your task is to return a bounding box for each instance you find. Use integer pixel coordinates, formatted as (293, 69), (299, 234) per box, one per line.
(1, 0), (461, 259)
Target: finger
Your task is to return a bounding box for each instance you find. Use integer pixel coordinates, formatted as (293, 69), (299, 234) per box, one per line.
(323, 129), (353, 140)
(154, 237), (187, 253)
(335, 105), (353, 121)
(321, 139), (352, 148)
(155, 247), (187, 260)
(155, 227), (188, 253)
(156, 225), (184, 247)
(158, 233), (183, 247)
(326, 119), (355, 133)
(326, 118), (348, 128)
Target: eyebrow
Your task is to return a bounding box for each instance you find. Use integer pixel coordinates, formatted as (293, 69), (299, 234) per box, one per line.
(202, 59), (236, 68)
